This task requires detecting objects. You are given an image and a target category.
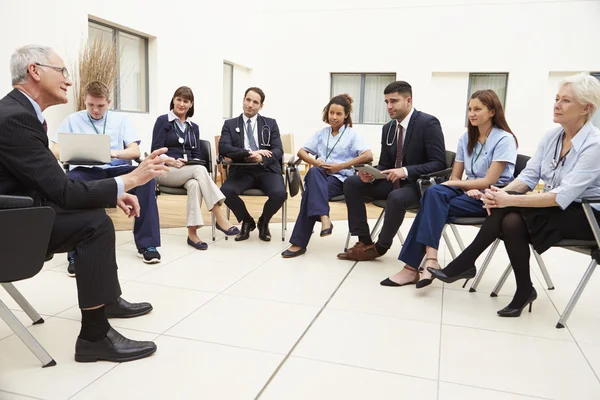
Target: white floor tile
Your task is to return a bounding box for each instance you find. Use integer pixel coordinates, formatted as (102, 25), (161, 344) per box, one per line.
(440, 325), (600, 399)
(260, 357), (437, 400)
(294, 309), (440, 379)
(56, 282), (215, 334)
(70, 336), (283, 400)
(0, 310), (49, 341)
(328, 277), (443, 323)
(438, 382), (549, 400)
(0, 392), (41, 400)
(0, 317), (156, 400)
(166, 294), (318, 353)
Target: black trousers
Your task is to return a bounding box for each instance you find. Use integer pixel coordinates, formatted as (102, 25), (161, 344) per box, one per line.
(46, 204), (121, 309)
(220, 167), (286, 223)
(343, 175), (420, 249)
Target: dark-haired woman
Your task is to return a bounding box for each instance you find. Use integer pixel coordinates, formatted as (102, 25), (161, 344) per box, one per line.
(151, 86), (239, 250)
(381, 89), (518, 287)
(282, 94), (373, 258)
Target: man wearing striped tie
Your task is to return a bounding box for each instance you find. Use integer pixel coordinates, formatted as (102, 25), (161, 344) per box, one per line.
(338, 81), (447, 275)
(218, 87), (286, 242)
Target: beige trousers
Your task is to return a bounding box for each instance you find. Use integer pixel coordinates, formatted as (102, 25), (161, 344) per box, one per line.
(157, 165), (225, 227)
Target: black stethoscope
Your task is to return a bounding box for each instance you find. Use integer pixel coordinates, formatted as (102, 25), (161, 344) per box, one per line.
(550, 130), (570, 170)
(235, 114), (271, 146)
(173, 121), (197, 161)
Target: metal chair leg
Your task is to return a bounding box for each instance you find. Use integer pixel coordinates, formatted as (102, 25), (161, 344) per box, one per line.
(449, 224), (466, 251)
(442, 226), (457, 260)
(225, 207), (231, 241)
(1, 283), (44, 324)
(0, 299), (55, 367)
(397, 231), (405, 245)
(490, 263), (512, 297)
(369, 210), (385, 240)
(532, 247), (555, 290)
(281, 201), (286, 241)
(211, 212), (216, 242)
(557, 260), (597, 328)
(344, 232), (351, 252)
(469, 239), (501, 293)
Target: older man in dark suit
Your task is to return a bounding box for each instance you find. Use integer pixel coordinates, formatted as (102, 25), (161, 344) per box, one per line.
(0, 45), (171, 362)
(219, 87), (286, 242)
(338, 81), (447, 284)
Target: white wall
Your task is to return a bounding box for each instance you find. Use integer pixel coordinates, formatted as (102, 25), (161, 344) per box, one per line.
(1, 0), (599, 162)
(255, 0), (600, 158)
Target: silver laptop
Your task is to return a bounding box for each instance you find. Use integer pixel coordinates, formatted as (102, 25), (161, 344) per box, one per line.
(58, 133), (112, 165)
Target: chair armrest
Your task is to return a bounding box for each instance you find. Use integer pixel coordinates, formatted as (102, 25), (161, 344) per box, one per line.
(0, 195), (34, 209)
(419, 167), (453, 180)
(583, 197), (600, 204)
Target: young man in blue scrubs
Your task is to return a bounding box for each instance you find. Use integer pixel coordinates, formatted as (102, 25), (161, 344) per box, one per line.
(51, 81), (161, 276)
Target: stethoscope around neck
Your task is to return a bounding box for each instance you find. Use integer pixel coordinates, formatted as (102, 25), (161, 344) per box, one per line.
(172, 120), (197, 151)
(235, 114), (271, 146)
(550, 130), (570, 170)
(385, 120), (400, 147)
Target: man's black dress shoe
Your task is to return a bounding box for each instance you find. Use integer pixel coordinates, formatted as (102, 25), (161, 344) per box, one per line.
(105, 297), (153, 319)
(281, 248), (307, 258)
(235, 219), (256, 241)
(258, 217), (271, 242)
(75, 327), (157, 363)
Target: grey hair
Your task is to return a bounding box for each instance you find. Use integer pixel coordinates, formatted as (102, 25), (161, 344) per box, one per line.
(559, 73), (600, 122)
(10, 45), (53, 85)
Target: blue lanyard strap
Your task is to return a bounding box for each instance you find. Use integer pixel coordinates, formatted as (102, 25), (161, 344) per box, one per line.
(87, 113), (108, 135)
(325, 125), (347, 161)
(470, 139), (487, 175)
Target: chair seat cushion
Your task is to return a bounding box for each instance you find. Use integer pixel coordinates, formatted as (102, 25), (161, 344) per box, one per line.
(330, 195), (345, 202)
(554, 239), (597, 248)
(243, 188), (266, 196)
(451, 217), (486, 226)
(372, 200), (387, 208)
(159, 186), (187, 195)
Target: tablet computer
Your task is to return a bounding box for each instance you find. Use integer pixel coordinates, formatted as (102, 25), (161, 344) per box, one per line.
(353, 164), (387, 180)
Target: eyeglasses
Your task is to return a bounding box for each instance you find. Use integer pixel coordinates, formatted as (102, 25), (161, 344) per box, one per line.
(34, 63), (70, 79)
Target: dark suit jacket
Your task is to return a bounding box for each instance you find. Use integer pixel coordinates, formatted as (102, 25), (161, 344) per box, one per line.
(0, 89), (117, 209)
(376, 109), (446, 183)
(218, 113), (283, 174)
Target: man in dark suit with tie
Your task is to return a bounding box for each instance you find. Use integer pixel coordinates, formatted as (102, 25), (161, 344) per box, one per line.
(338, 81), (446, 280)
(219, 87), (286, 241)
(0, 45), (171, 362)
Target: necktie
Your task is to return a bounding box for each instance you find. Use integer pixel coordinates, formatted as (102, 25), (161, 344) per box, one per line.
(42, 120), (48, 133)
(246, 119), (258, 151)
(393, 123), (404, 189)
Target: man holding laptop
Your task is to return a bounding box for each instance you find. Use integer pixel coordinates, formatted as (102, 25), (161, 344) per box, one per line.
(51, 81), (161, 275)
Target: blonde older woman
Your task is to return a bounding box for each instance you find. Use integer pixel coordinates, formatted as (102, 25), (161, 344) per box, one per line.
(431, 73), (600, 317)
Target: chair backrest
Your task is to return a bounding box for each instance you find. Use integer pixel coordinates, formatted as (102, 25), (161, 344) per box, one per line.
(445, 150), (456, 169)
(281, 133), (294, 155)
(514, 154), (530, 178)
(198, 139), (212, 174)
(0, 206), (55, 283)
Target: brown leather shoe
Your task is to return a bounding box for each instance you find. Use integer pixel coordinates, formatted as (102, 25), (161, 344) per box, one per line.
(337, 241), (365, 259)
(343, 243), (382, 262)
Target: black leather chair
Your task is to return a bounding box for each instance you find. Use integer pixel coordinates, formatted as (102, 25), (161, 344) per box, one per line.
(343, 150), (457, 252)
(0, 195), (56, 367)
(447, 154), (555, 293)
(157, 140), (217, 241)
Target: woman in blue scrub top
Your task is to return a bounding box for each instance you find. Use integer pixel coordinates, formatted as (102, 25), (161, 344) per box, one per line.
(381, 89), (518, 288)
(281, 94), (373, 258)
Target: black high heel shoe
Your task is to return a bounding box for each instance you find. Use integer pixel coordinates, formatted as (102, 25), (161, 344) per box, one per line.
(416, 258), (439, 289)
(428, 266), (476, 288)
(497, 288), (538, 317)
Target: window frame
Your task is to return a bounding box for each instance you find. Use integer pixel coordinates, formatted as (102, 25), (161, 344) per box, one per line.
(330, 72), (396, 125)
(88, 19), (149, 113)
(223, 62), (234, 119)
(465, 72), (509, 125)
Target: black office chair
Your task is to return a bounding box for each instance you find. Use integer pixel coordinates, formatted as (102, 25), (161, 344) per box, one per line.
(447, 154), (555, 293)
(343, 150), (457, 252)
(157, 140), (218, 241)
(489, 198), (600, 328)
(0, 195), (56, 367)
(220, 158), (288, 241)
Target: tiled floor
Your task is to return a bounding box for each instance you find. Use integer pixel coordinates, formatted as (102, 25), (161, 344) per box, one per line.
(1, 220), (599, 399)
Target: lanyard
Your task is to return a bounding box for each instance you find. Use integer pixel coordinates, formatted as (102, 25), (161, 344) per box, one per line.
(470, 138), (487, 175)
(87, 113), (108, 135)
(325, 125), (347, 161)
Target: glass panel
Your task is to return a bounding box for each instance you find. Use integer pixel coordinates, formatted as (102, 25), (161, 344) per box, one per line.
(87, 22), (116, 109)
(117, 31), (147, 112)
(223, 63), (233, 119)
(468, 73), (508, 107)
(363, 74), (396, 124)
(331, 74), (362, 123)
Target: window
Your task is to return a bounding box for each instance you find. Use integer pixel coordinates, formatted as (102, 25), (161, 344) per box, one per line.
(466, 73), (508, 121)
(88, 20), (148, 113)
(330, 73), (396, 124)
(223, 63), (233, 119)
(592, 73), (600, 128)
